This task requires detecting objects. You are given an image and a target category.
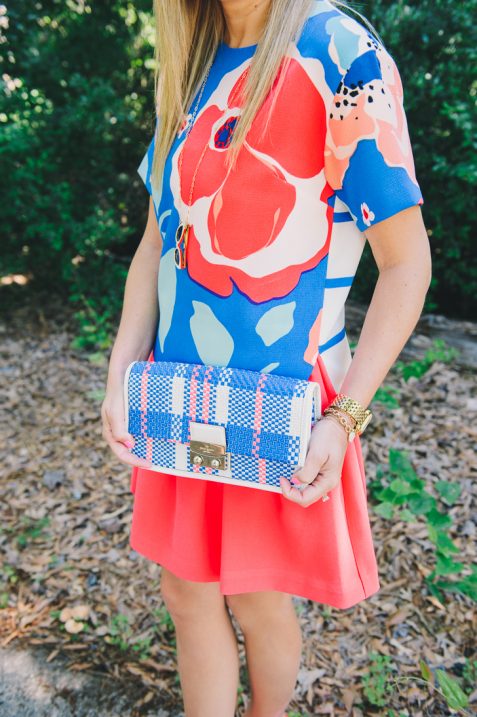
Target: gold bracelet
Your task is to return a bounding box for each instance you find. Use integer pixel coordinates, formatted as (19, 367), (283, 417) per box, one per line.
(325, 405), (357, 425)
(322, 407), (357, 442)
(328, 393), (372, 436)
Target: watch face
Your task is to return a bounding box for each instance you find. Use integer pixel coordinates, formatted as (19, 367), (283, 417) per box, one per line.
(360, 413), (373, 432)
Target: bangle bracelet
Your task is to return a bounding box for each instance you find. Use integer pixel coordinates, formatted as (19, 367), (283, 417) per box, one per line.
(324, 405), (357, 428)
(328, 393), (373, 435)
(322, 408), (357, 442)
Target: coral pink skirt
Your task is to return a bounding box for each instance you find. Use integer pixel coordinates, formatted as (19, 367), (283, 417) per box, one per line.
(129, 354), (380, 609)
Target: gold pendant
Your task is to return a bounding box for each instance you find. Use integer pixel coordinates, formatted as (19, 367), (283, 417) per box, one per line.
(175, 222), (190, 269)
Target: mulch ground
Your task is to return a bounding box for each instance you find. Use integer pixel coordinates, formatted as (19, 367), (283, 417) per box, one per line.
(1, 292), (476, 717)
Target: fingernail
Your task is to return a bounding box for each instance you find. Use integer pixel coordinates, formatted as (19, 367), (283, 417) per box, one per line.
(124, 440), (134, 449)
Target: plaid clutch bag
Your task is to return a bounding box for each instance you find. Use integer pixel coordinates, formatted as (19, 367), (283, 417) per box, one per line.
(124, 359), (321, 493)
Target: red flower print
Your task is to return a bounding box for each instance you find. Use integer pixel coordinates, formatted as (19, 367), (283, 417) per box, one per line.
(175, 57), (332, 302)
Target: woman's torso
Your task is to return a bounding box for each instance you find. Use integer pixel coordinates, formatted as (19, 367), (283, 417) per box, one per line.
(138, 0), (404, 389)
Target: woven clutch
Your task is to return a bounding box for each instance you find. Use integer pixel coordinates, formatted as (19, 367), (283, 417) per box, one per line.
(123, 359), (321, 493)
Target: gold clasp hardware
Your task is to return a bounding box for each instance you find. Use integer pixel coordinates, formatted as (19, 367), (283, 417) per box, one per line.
(190, 440), (228, 470)
(188, 421), (228, 470)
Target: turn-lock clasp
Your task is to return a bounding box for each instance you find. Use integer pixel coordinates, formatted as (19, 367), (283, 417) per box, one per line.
(189, 421), (228, 470)
(190, 439), (228, 469)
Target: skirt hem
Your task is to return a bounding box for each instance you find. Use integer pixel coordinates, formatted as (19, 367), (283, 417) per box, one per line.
(130, 536), (381, 610)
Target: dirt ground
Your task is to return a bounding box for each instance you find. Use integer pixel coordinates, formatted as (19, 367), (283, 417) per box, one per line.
(0, 290), (476, 717)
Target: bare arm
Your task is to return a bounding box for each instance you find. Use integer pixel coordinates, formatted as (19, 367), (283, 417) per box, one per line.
(340, 204), (432, 406)
(280, 204), (432, 505)
(101, 197), (162, 469)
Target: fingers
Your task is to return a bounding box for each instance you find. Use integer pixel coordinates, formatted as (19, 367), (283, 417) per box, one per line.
(279, 449), (336, 507)
(293, 447), (328, 488)
(280, 473), (335, 507)
(102, 416), (152, 470)
(105, 404), (135, 450)
(279, 417), (350, 506)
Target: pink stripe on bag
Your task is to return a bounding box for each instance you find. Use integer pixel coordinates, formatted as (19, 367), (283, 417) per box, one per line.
(258, 458), (267, 484)
(188, 364), (202, 472)
(251, 374), (267, 468)
(140, 364), (153, 461)
(189, 365), (201, 423)
(202, 365), (213, 423)
(140, 363), (151, 438)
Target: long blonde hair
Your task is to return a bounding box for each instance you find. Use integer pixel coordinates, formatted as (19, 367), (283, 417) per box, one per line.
(149, 0), (381, 191)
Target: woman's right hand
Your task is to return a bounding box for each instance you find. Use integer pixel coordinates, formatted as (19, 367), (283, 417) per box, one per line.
(101, 380), (153, 470)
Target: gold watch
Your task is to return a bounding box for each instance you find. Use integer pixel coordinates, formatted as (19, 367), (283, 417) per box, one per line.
(325, 393), (372, 441)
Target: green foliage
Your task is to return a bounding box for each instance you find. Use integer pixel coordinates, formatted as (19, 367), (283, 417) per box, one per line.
(10, 516), (51, 549)
(1, 0), (155, 345)
(435, 669), (469, 711)
(362, 654), (474, 715)
(0, 564), (19, 609)
(419, 659), (472, 713)
(373, 384), (401, 408)
(152, 604), (175, 633)
(1, 1), (476, 348)
(395, 339), (459, 382)
(362, 651), (397, 707)
(373, 338), (457, 410)
(382, 662), (475, 716)
(105, 612), (152, 659)
(462, 659), (477, 695)
(369, 448), (476, 602)
(349, 0), (477, 320)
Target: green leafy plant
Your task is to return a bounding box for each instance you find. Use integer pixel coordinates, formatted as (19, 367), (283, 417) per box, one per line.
(373, 384), (401, 409)
(350, 0), (477, 320)
(418, 660), (471, 714)
(152, 605), (175, 633)
(434, 669), (470, 712)
(15, 516), (51, 549)
(362, 651), (397, 707)
(105, 614), (155, 660)
(370, 449), (476, 602)
(380, 660), (475, 716)
(362, 656), (474, 716)
(372, 338), (457, 412)
(106, 613), (134, 651)
(0, 565), (19, 609)
(462, 659), (477, 693)
(2, 0), (476, 353)
(131, 636), (153, 660)
(395, 339), (459, 382)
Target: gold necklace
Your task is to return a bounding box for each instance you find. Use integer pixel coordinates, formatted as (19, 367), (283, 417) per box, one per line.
(175, 60), (250, 270)
(174, 57), (214, 270)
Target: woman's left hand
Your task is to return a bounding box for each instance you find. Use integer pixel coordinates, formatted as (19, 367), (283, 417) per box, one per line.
(279, 414), (350, 506)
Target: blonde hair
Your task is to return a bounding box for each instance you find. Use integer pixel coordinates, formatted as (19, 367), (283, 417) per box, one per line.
(150, 0), (381, 191)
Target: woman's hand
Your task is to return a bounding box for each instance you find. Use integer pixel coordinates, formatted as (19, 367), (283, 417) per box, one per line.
(101, 380), (153, 470)
(279, 414), (350, 506)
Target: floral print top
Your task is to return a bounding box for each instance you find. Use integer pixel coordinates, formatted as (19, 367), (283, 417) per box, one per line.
(137, 0), (424, 391)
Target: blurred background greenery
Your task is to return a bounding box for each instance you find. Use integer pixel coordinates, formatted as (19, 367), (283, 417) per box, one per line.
(1, 0), (476, 350)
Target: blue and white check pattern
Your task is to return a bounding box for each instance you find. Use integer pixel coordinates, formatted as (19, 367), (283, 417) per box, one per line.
(125, 360), (321, 492)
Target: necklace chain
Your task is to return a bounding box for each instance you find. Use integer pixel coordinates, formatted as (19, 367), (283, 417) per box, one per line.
(174, 56), (250, 270)
(177, 57), (215, 216)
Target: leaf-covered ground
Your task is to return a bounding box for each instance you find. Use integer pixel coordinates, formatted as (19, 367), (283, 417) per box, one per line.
(1, 293), (476, 717)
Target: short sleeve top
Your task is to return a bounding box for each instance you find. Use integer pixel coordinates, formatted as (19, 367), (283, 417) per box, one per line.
(137, 0), (424, 391)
